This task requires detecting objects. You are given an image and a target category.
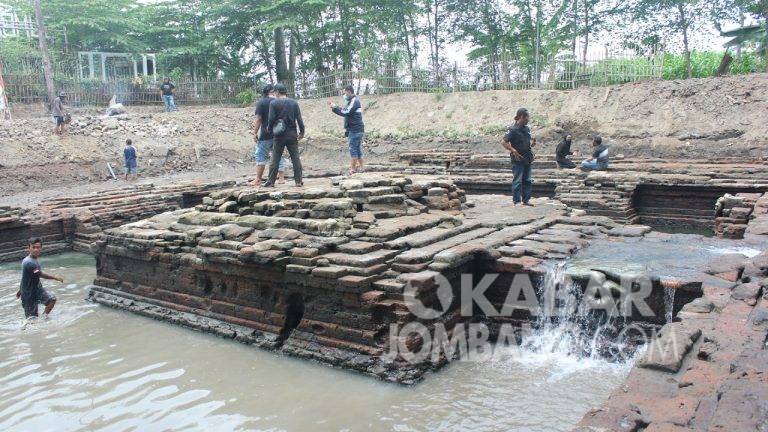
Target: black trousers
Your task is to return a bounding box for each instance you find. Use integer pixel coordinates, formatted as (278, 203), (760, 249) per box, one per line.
(556, 157), (576, 168)
(267, 133), (303, 185)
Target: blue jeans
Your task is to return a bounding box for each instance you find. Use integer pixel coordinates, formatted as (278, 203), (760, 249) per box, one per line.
(348, 132), (364, 158)
(581, 159), (608, 171)
(255, 139), (285, 170)
(512, 161), (533, 204)
(163, 95), (177, 112)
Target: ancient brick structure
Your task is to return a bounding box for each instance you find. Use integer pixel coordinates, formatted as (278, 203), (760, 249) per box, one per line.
(88, 175), (692, 383)
(369, 155), (768, 232)
(0, 180), (233, 262)
(576, 210), (768, 432)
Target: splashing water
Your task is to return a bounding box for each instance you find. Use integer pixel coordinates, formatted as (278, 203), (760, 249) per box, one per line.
(509, 261), (639, 381)
(663, 286), (676, 324)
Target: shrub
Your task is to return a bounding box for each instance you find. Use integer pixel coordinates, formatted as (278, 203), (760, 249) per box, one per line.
(235, 89), (256, 105)
(662, 51), (767, 79)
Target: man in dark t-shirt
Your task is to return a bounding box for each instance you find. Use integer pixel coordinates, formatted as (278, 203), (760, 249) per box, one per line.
(502, 108), (537, 206)
(16, 237), (63, 319)
(264, 83), (305, 187)
(159, 77), (177, 112)
(252, 84), (285, 185)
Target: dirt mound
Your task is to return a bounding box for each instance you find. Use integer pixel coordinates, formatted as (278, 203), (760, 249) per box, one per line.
(1, 74), (766, 197)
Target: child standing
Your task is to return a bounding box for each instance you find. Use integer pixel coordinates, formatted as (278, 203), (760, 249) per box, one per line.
(124, 139), (138, 181)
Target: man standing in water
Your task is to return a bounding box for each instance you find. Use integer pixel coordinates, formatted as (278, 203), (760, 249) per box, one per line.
(264, 83), (305, 187)
(16, 237), (63, 320)
(501, 108), (536, 206)
(330, 85), (365, 175)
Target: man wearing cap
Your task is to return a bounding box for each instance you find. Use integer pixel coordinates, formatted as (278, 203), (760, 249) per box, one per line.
(502, 108), (536, 206)
(51, 91), (67, 135)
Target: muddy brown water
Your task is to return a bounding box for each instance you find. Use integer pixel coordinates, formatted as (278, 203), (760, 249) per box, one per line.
(0, 253), (631, 432)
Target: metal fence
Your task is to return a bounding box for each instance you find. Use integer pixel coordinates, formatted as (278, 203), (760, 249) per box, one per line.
(3, 75), (251, 106)
(2, 50), (663, 107)
(292, 51), (664, 98)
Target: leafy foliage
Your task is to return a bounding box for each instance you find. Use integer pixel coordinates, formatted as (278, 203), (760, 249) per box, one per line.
(4, 0), (768, 85)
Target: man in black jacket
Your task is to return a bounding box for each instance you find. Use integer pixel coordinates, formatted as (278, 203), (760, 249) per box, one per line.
(501, 108), (537, 206)
(555, 133), (576, 168)
(330, 85), (365, 175)
(264, 83), (305, 187)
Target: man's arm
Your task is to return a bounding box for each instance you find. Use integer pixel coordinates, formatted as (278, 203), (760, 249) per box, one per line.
(252, 115), (262, 141)
(331, 98), (357, 117)
(501, 137), (514, 152)
(40, 271), (63, 283)
(502, 131), (522, 158)
(296, 104), (305, 139)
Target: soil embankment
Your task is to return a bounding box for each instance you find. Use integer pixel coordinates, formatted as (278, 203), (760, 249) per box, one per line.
(1, 74), (766, 199)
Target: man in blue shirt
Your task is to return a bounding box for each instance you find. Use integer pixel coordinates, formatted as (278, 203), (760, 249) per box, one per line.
(330, 85), (365, 175)
(124, 139), (138, 180)
(16, 237), (63, 319)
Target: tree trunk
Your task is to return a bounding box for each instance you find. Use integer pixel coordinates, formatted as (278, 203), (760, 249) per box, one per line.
(571, 0), (578, 56)
(430, 0), (441, 83)
(340, 5), (352, 76)
(32, 0), (55, 109)
(257, 32), (275, 83)
(678, 4), (692, 79)
(400, 16), (416, 81)
(274, 27), (289, 84)
(582, 1), (590, 65)
(288, 29), (297, 94)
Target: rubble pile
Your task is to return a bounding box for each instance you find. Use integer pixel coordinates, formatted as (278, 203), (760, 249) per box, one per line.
(714, 192), (766, 238)
(0, 109), (252, 143)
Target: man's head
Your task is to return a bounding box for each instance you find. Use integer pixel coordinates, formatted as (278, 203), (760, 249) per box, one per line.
(125, 138), (133, 147)
(565, 134), (572, 142)
(28, 237), (42, 258)
(58, 91), (66, 100)
(261, 84), (275, 97)
(163, 77), (170, 83)
(343, 85), (355, 98)
(514, 108), (530, 126)
(274, 83), (288, 96)
(592, 135), (602, 146)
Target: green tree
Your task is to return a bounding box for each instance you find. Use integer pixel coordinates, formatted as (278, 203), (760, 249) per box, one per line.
(630, 0), (719, 78)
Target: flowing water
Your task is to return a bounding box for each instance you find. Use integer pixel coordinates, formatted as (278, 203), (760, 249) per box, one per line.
(567, 231), (766, 280)
(0, 253), (632, 432)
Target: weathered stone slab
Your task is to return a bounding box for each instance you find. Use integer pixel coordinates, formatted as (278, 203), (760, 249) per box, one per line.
(638, 323), (702, 373)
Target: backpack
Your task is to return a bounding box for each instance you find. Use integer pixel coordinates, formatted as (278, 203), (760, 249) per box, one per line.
(272, 101), (289, 136)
